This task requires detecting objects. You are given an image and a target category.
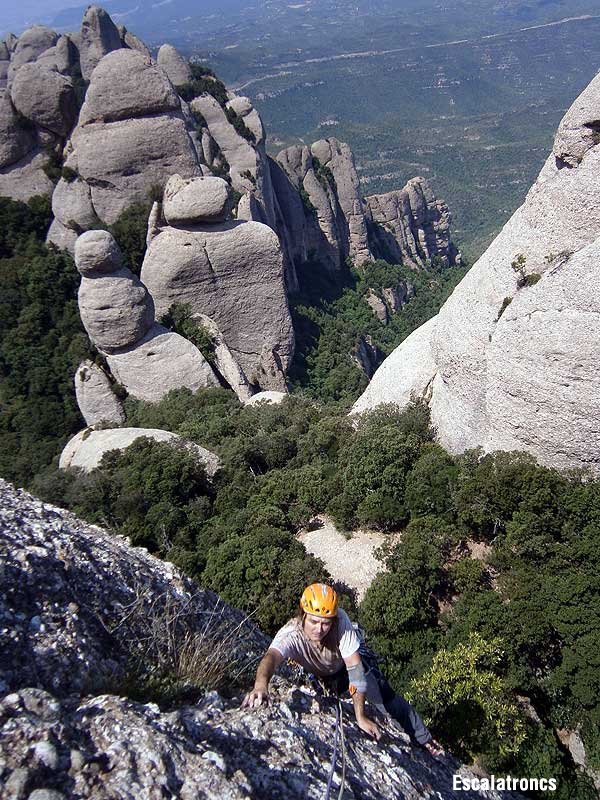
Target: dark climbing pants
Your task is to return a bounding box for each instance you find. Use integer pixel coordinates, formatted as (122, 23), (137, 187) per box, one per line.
(321, 659), (431, 745)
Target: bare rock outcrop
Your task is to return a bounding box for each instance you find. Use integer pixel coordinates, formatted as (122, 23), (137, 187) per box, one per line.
(353, 72), (600, 474)
(0, 479), (263, 698)
(0, 90), (37, 169)
(59, 427), (220, 476)
(0, 479), (520, 800)
(49, 47), (201, 241)
(366, 177), (460, 269)
(141, 175), (294, 392)
(10, 62), (77, 137)
(191, 92), (277, 231)
(74, 230), (219, 404)
(74, 360), (125, 426)
(6, 26), (58, 84)
(275, 142), (347, 274)
(157, 43), (191, 87)
(78, 5), (123, 82)
(311, 137), (374, 266)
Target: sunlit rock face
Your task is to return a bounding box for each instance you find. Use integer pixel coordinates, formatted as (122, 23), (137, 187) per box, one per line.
(353, 72), (600, 475)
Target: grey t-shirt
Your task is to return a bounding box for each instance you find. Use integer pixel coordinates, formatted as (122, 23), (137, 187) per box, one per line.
(269, 608), (360, 675)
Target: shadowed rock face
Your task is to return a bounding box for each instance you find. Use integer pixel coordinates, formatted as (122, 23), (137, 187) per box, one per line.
(74, 360), (125, 426)
(366, 177), (460, 269)
(0, 480), (523, 800)
(353, 72), (600, 475)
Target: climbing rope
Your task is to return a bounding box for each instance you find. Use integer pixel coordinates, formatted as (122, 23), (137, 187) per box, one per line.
(324, 696), (347, 800)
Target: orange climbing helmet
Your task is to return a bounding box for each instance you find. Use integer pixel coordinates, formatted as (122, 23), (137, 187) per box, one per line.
(300, 583), (338, 618)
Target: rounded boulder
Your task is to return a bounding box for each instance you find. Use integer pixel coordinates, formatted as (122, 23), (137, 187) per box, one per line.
(163, 174), (231, 225)
(74, 230), (122, 276)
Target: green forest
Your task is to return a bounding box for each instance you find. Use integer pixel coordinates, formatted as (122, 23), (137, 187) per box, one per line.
(1, 196), (598, 798)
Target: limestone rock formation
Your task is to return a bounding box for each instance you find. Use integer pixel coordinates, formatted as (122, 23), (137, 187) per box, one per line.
(194, 312), (254, 403)
(74, 230), (219, 404)
(275, 142), (347, 274)
(366, 177), (460, 269)
(10, 62), (77, 137)
(244, 390), (287, 406)
(50, 47), (201, 239)
(35, 34), (78, 75)
(0, 479), (262, 698)
(59, 428), (220, 476)
(74, 360), (125, 426)
(6, 26), (58, 84)
(163, 173), (230, 224)
(0, 479), (521, 800)
(0, 90), (37, 169)
(78, 5), (123, 82)
(141, 175), (294, 392)
(190, 92), (277, 230)
(157, 43), (191, 87)
(311, 137), (374, 266)
(353, 72), (600, 474)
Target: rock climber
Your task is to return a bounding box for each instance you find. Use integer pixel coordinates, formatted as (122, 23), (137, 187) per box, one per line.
(242, 582), (443, 756)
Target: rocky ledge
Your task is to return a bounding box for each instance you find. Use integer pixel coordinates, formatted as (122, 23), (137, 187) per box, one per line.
(0, 480), (519, 799)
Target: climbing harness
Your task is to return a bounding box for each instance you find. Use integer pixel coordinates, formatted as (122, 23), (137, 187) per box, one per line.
(324, 695), (347, 800)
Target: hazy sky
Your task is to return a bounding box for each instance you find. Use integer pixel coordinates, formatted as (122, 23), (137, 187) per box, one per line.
(1, 0), (86, 36)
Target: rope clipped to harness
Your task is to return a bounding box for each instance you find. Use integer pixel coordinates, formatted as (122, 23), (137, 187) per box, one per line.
(323, 696), (346, 800)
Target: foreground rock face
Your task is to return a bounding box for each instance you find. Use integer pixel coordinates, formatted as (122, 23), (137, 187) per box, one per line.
(0, 480), (520, 800)
(353, 72), (600, 474)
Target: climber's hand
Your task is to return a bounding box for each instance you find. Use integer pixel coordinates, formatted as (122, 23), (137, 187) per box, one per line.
(241, 688), (270, 709)
(357, 717), (381, 741)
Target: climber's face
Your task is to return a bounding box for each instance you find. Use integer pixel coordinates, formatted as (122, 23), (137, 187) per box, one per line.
(303, 613), (333, 642)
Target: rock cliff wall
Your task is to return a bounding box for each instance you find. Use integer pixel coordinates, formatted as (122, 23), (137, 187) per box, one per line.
(353, 72), (600, 475)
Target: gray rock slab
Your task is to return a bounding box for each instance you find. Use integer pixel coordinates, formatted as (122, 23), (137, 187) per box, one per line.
(353, 71), (600, 474)
(367, 177), (459, 269)
(157, 43), (191, 87)
(122, 29), (151, 58)
(485, 239), (600, 472)
(10, 63), (77, 137)
(163, 174), (230, 224)
(0, 147), (54, 201)
(0, 90), (37, 169)
(351, 315), (437, 416)
(140, 219), (294, 386)
(78, 267), (154, 351)
(105, 323), (220, 401)
(553, 71), (600, 166)
(36, 34), (78, 75)
(71, 112), (201, 224)
(78, 48), (180, 126)
(74, 229), (123, 275)
(52, 177), (99, 232)
(74, 360), (126, 426)
(7, 26), (58, 83)
(79, 5), (123, 82)
(46, 218), (79, 252)
(311, 137), (373, 266)
(59, 426), (220, 476)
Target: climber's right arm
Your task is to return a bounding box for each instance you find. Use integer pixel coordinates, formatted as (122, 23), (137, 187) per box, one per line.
(241, 648), (284, 708)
